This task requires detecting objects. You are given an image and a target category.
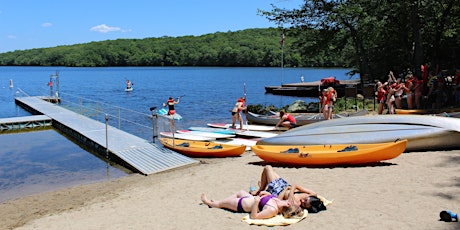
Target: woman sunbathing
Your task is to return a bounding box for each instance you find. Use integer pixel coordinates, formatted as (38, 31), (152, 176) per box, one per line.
(251, 165), (326, 213)
(201, 190), (303, 219)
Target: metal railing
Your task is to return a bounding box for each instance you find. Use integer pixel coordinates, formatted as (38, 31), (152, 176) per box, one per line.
(57, 92), (174, 142)
(15, 87), (172, 142)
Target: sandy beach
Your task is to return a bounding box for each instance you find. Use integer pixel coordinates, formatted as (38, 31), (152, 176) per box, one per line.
(1, 149), (459, 230)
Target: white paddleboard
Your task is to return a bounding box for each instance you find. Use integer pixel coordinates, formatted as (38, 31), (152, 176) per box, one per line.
(125, 87), (133, 92)
(188, 126), (236, 135)
(159, 132), (215, 141)
(158, 108), (182, 120)
(207, 123), (276, 131)
(177, 130), (235, 139)
(233, 130), (278, 138)
(214, 138), (258, 151)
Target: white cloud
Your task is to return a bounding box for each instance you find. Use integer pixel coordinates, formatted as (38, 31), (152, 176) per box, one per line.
(7, 35), (16, 39)
(41, 22), (52, 27)
(90, 24), (129, 33)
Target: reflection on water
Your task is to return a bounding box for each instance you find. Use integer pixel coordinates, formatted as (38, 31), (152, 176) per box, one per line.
(0, 129), (129, 203)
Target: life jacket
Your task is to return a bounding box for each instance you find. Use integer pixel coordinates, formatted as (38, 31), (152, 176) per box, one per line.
(325, 91), (335, 105)
(377, 87), (386, 101)
(167, 99), (175, 111)
(285, 114), (296, 124)
(405, 78), (415, 92)
(236, 99), (245, 112)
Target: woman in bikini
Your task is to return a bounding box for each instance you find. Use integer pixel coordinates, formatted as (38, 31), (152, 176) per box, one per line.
(251, 165), (326, 214)
(200, 190), (303, 219)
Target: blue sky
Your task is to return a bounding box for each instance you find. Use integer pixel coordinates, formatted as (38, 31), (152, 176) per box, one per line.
(0, 0), (303, 53)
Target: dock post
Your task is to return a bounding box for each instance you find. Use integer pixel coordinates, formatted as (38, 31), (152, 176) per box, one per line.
(150, 107), (158, 143)
(105, 114), (109, 159)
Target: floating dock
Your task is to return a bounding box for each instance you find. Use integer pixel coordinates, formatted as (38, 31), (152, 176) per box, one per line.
(0, 115), (52, 131)
(13, 96), (198, 175)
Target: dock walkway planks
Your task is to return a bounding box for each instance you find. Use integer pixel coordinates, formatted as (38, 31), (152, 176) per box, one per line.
(14, 96), (198, 175)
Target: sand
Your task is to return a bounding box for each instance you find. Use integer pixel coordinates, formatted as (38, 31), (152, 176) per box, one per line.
(1, 150), (459, 230)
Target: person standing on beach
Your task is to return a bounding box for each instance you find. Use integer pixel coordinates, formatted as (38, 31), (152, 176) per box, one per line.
(376, 81), (388, 114)
(322, 87), (337, 120)
(231, 97), (246, 129)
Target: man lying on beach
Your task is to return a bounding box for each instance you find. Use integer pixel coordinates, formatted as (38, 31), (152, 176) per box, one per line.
(201, 190), (304, 219)
(251, 165), (326, 214)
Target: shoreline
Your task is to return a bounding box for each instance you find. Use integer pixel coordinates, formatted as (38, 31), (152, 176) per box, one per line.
(1, 150), (460, 229)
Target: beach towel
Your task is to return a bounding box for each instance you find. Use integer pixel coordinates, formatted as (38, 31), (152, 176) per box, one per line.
(241, 195), (332, 226)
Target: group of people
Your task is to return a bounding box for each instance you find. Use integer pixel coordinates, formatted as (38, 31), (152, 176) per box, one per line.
(376, 71), (410, 114)
(376, 66), (460, 114)
(319, 87), (337, 120)
(201, 165), (326, 220)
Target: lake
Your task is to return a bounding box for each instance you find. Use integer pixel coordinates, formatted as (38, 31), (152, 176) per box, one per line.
(0, 66), (354, 202)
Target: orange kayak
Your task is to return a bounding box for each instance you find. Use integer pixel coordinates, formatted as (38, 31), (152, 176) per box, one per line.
(251, 139), (407, 166)
(159, 138), (246, 158)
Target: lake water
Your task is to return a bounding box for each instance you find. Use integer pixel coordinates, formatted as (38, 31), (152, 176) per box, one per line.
(0, 66), (354, 202)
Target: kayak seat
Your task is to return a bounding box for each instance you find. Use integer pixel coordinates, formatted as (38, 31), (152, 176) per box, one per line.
(177, 142), (190, 147)
(337, 145), (358, 152)
(281, 148), (299, 153)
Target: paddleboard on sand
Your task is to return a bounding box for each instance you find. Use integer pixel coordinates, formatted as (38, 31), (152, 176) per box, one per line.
(207, 123), (276, 131)
(158, 108), (183, 120)
(233, 129), (278, 138)
(176, 130), (235, 139)
(214, 138), (258, 151)
(159, 132), (215, 141)
(188, 126), (236, 135)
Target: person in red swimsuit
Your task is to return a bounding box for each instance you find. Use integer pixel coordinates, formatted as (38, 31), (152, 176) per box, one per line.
(376, 81), (388, 114)
(404, 73), (416, 109)
(324, 87), (337, 119)
(276, 110), (297, 129)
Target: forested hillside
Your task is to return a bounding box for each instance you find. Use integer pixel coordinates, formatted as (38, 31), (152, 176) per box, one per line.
(0, 28), (346, 68)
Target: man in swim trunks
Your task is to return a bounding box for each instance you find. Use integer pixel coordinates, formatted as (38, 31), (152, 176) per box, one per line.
(251, 165), (326, 213)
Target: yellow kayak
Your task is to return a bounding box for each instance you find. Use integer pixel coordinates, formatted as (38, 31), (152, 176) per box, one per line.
(159, 138), (246, 158)
(251, 139), (407, 166)
(395, 108), (460, 115)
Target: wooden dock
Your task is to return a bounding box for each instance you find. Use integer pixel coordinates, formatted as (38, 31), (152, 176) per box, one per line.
(14, 96), (198, 175)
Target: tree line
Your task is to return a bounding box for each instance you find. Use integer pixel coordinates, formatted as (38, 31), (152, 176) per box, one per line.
(0, 0), (458, 84)
(0, 28), (348, 68)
